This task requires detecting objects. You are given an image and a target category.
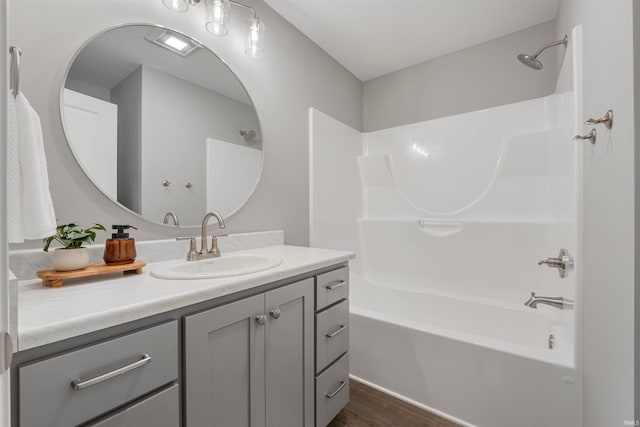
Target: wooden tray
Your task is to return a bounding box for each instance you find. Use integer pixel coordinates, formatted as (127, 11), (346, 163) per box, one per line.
(36, 260), (147, 288)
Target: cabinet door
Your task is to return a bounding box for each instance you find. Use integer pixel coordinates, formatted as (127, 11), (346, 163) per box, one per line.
(265, 278), (314, 427)
(184, 294), (266, 427)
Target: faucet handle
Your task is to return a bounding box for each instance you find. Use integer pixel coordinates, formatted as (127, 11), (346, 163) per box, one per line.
(537, 249), (574, 278)
(177, 236), (197, 261)
(208, 235), (221, 257)
(538, 257), (563, 267)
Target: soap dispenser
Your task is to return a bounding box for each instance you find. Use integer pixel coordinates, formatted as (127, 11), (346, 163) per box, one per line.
(103, 225), (138, 265)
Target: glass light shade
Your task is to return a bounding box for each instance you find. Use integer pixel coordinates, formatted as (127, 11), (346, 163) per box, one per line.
(162, 0), (189, 12)
(245, 16), (265, 58)
(205, 0), (230, 36)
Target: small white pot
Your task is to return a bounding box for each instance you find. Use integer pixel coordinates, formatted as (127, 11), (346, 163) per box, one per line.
(52, 247), (90, 271)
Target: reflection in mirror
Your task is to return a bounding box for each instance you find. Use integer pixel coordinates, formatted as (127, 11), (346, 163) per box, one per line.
(61, 25), (262, 227)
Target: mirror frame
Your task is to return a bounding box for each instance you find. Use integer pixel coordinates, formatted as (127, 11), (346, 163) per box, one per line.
(59, 23), (264, 227)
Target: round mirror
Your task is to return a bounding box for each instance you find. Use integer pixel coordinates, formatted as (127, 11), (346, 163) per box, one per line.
(60, 24), (262, 227)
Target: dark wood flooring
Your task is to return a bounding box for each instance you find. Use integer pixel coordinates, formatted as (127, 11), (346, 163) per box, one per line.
(328, 380), (461, 427)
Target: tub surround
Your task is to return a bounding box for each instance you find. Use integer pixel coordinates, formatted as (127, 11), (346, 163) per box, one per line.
(15, 243), (354, 351)
(308, 24), (582, 427)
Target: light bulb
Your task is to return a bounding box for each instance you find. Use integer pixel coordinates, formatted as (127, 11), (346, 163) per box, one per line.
(206, 0), (230, 36)
(162, 0), (189, 12)
(245, 16), (265, 58)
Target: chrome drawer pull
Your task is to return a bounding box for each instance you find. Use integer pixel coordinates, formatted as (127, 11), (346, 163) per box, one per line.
(325, 280), (346, 290)
(325, 380), (346, 399)
(325, 324), (346, 338)
(70, 354), (152, 391)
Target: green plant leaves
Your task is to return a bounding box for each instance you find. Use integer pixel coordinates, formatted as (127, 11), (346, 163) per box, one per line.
(42, 222), (106, 251)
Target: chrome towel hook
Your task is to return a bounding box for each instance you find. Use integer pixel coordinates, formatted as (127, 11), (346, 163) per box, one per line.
(573, 128), (597, 145)
(585, 109), (613, 129)
(9, 46), (22, 98)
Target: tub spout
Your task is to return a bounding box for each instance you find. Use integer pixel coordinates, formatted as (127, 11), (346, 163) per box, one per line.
(524, 292), (574, 310)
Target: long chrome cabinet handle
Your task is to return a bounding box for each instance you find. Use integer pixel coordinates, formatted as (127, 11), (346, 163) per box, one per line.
(325, 325), (346, 338)
(70, 354), (152, 391)
(325, 280), (346, 290)
(325, 380), (347, 399)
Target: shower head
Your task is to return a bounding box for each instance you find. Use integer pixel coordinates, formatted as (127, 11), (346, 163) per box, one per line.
(517, 34), (568, 70)
(517, 53), (543, 70)
(239, 129), (256, 142)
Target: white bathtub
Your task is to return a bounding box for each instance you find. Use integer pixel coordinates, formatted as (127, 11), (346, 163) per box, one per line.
(349, 274), (580, 427)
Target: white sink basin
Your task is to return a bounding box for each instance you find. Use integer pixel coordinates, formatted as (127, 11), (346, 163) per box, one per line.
(151, 254), (283, 280)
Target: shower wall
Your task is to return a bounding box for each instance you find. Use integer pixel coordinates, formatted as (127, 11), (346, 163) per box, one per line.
(312, 88), (577, 307)
(309, 110), (363, 274)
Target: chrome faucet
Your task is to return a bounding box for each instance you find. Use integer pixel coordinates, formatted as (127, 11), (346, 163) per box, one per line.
(177, 212), (226, 261)
(524, 292), (574, 310)
(163, 211), (179, 226)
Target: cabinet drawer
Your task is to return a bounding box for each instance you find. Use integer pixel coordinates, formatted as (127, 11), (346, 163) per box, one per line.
(87, 383), (179, 427)
(19, 321), (178, 427)
(316, 299), (349, 373)
(316, 267), (349, 311)
(315, 353), (349, 427)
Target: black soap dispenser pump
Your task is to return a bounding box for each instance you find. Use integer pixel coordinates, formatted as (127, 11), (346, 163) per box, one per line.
(103, 225), (138, 265)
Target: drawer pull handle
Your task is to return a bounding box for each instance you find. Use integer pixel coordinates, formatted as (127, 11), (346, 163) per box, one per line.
(325, 324), (346, 338)
(325, 280), (346, 290)
(70, 354), (152, 391)
(325, 380), (347, 399)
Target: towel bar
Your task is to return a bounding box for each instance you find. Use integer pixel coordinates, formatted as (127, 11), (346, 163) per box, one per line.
(9, 46), (21, 97)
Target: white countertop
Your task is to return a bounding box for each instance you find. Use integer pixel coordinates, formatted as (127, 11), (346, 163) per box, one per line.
(17, 245), (354, 351)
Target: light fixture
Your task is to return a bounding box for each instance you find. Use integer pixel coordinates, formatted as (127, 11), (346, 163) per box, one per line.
(162, 0), (187, 12)
(246, 15), (265, 58)
(205, 0), (230, 36)
(165, 36), (189, 51)
(161, 0), (265, 58)
(146, 29), (200, 56)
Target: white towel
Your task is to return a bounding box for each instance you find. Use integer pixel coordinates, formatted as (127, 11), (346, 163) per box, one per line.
(8, 93), (57, 243)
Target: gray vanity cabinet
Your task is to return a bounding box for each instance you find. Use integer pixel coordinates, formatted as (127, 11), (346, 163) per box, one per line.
(184, 278), (314, 427)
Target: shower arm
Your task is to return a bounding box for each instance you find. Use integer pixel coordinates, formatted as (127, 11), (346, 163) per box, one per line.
(531, 35), (568, 59)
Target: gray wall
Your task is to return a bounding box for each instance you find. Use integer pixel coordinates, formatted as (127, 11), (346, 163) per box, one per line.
(65, 78), (111, 102)
(140, 65), (261, 225)
(363, 20), (558, 131)
(111, 66), (142, 214)
(7, 0), (363, 248)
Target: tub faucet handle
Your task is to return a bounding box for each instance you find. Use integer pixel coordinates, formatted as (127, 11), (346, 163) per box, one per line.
(573, 128), (596, 144)
(538, 258), (563, 268)
(538, 249), (573, 278)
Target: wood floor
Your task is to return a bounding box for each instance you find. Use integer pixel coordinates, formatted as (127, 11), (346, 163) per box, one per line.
(327, 380), (461, 427)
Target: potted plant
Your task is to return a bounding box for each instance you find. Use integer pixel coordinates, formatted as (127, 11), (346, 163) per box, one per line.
(43, 223), (106, 271)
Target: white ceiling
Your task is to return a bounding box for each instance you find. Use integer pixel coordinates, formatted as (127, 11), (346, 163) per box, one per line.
(263, 0), (561, 81)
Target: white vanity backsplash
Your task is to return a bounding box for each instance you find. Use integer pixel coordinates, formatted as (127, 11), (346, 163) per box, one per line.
(9, 230), (284, 280)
